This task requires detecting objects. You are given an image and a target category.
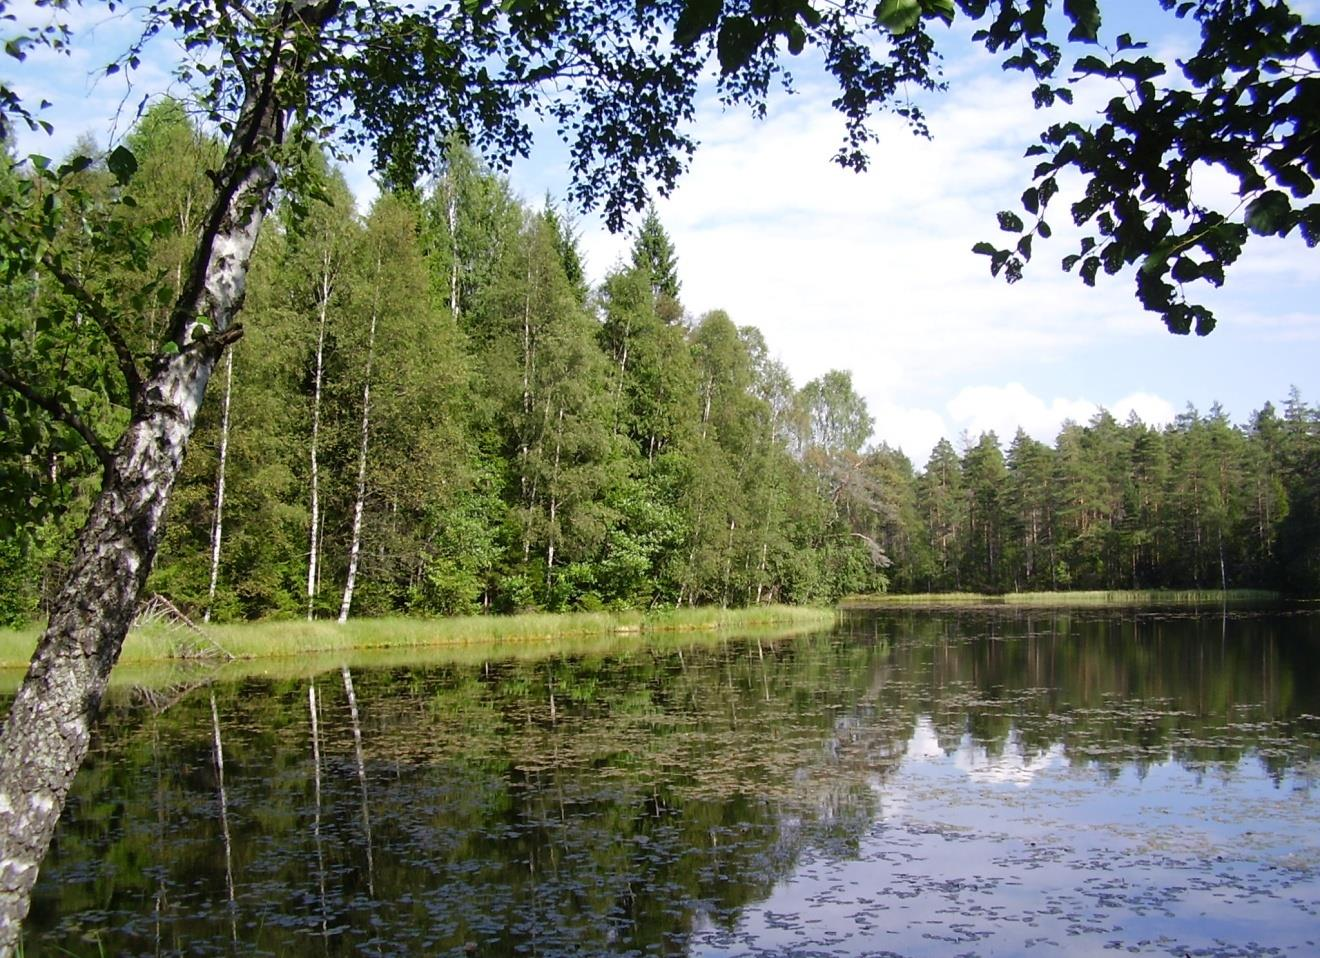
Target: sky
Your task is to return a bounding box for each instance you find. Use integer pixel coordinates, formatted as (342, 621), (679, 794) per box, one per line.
(6, 0), (1318, 465)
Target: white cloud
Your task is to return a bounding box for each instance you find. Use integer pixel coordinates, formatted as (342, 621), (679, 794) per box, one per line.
(947, 383), (1096, 445)
(943, 383), (1179, 451)
(1110, 392), (1177, 428)
(869, 400), (949, 463)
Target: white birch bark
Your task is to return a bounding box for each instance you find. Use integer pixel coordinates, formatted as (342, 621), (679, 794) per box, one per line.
(307, 256), (331, 621)
(546, 406), (564, 583)
(338, 264), (379, 624)
(447, 181), (460, 319)
(204, 350), (234, 623)
(308, 684), (328, 937)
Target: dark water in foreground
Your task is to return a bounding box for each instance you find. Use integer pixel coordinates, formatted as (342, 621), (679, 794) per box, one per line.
(16, 607), (1320, 956)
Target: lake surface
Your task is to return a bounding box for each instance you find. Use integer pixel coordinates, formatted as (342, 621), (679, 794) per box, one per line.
(15, 607), (1320, 956)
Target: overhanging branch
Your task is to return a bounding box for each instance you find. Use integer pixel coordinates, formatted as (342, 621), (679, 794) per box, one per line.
(0, 367), (115, 475)
(41, 256), (145, 403)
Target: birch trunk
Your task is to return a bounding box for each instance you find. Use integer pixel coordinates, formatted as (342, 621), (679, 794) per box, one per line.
(307, 256), (331, 621)
(204, 350), (234, 623)
(338, 268), (380, 624)
(447, 181), (460, 320)
(546, 405), (565, 584)
(0, 5), (337, 946)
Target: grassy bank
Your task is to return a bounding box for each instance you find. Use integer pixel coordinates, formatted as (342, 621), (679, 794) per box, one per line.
(843, 589), (1282, 608)
(0, 604), (836, 671)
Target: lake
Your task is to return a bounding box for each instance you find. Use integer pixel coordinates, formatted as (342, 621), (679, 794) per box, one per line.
(15, 606), (1320, 956)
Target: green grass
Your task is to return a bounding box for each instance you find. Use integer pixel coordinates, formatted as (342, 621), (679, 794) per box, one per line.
(0, 604), (836, 672)
(843, 589), (1282, 608)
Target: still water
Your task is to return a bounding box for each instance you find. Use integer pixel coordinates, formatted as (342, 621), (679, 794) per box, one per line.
(16, 607), (1320, 956)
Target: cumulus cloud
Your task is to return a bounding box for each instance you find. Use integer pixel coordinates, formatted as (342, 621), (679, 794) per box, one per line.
(1110, 392), (1178, 428)
(943, 383), (1179, 449)
(946, 384), (1095, 445)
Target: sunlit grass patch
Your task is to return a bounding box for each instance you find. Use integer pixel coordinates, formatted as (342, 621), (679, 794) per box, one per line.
(0, 605), (836, 672)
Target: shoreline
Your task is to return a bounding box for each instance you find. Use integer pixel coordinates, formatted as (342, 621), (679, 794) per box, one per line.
(0, 604), (837, 672)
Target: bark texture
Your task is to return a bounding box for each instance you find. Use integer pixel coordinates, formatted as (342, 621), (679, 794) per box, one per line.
(0, 332), (227, 949)
(0, 5), (337, 947)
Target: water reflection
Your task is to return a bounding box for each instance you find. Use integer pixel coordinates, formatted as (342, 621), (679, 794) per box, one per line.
(15, 608), (1320, 956)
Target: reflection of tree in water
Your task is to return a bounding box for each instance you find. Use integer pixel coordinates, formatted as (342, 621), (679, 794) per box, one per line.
(20, 609), (1319, 954)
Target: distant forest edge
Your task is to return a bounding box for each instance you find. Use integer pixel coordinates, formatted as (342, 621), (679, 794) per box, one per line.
(2, 104), (1318, 627)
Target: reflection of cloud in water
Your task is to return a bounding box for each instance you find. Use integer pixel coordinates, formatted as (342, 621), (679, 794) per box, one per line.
(902, 716), (1066, 787)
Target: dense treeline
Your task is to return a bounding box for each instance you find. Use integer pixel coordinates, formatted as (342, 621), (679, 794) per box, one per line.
(2, 106), (1317, 626)
(869, 395), (1320, 595)
(0, 106), (889, 624)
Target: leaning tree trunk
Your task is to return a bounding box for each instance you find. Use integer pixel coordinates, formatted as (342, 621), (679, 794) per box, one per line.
(0, 5), (336, 946)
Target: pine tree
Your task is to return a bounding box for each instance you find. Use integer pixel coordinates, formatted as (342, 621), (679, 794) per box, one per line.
(1005, 429), (1054, 591)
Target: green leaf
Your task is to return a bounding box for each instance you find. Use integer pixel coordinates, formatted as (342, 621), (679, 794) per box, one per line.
(1080, 255), (1100, 286)
(716, 15), (760, 74)
(920, 0), (956, 27)
(875, 0), (921, 35)
(106, 145), (138, 186)
(160, 341), (180, 356)
(785, 21), (806, 55)
(1073, 54), (1109, 76)
(997, 210), (1024, 233)
(674, 0), (723, 47)
(1244, 190), (1291, 236)
(1170, 256), (1201, 282)
(58, 154), (94, 177)
(971, 241), (999, 256)
(1140, 237), (1179, 274)
(1064, 0), (1101, 43)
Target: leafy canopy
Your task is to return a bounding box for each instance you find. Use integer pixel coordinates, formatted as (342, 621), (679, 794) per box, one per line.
(2, 0), (1316, 335)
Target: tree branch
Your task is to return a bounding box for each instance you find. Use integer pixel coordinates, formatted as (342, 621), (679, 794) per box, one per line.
(0, 367), (115, 476)
(41, 256), (145, 403)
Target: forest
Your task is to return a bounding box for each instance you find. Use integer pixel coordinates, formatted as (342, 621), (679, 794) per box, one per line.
(2, 102), (1318, 629)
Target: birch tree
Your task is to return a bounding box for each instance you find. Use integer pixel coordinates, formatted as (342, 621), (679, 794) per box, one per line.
(277, 168), (360, 620)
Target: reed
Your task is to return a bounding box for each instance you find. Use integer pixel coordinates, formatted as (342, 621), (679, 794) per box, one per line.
(844, 589), (1281, 608)
(0, 605), (836, 671)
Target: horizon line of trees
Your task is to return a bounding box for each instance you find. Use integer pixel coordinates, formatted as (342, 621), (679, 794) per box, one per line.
(2, 104), (1317, 628)
(862, 393), (1319, 596)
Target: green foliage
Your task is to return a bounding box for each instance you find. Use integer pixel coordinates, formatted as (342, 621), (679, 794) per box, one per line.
(8, 101), (1318, 633)
(973, 0), (1319, 334)
(888, 392), (1320, 596)
(630, 204), (682, 307)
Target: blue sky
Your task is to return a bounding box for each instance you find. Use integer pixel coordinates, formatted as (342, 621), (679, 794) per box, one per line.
(6, 0), (1317, 463)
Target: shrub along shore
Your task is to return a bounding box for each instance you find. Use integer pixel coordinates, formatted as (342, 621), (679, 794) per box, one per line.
(0, 605), (837, 671)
